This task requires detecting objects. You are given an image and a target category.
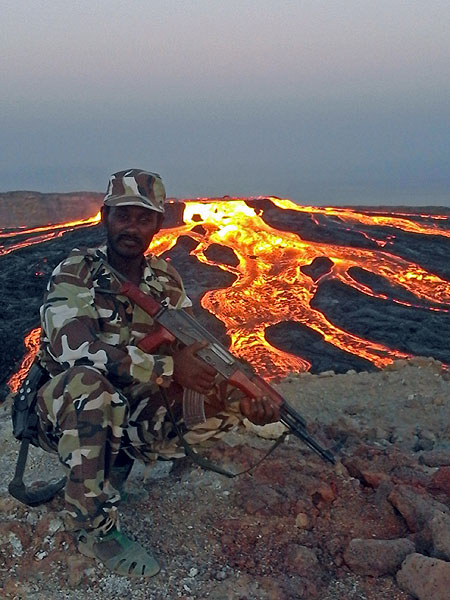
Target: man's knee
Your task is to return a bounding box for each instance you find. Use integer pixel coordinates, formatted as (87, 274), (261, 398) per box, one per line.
(62, 365), (118, 394)
(42, 366), (117, 400)
(38, 366), (125, 427)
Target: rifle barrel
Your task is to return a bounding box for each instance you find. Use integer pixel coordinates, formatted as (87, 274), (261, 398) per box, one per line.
(279, 404), (335, 465)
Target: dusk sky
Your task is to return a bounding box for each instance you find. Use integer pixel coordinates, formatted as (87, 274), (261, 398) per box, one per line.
(2, 1), (450, 206)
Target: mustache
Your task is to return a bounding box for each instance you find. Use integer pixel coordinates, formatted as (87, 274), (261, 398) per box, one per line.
(118, 234), (141, 244)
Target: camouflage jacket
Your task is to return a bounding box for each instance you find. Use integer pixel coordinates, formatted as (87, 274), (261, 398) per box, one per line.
(38, 244), (192, 388)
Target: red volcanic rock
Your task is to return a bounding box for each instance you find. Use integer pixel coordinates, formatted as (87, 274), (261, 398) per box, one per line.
(16, 547), (92, 588)
(310, 481), (337, 507)
(342, 456), (389, 487)
(241, 483), (288, 516)
(343, 537), (415, 576)
(342, 446), (420, 490)
(429, 466), (450, 499)
(429, 511), (450, 560)
(361, 470), (390, 488)
(396, 553), (450, 600)
(34, 511), (64, 540)
(391, 465), (432, 489)
(388, 484), (449, 532)
(283, 543), (321, 577)
(420, 450), (450, 467)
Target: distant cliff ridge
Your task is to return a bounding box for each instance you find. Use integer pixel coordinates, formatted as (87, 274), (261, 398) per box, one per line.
(0, 191), (104, 228)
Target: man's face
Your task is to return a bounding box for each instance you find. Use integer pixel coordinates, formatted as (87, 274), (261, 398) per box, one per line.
(102, 205), (161, 260)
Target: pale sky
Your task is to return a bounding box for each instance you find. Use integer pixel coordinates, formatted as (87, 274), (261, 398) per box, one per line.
(2, 1), (450, 205)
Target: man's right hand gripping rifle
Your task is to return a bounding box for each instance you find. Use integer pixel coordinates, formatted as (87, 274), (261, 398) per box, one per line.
(121, 281), (335, 465)
(172, 339), (280, 427)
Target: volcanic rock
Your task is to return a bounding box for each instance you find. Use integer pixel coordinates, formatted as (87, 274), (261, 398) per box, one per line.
(429, 466), (450, 500)
(246, 198), (378, 249)
(348, 266), (442, 308)
(343, 537), (415, 576)
(283, 543), (321, 577)
(396, 553), (450, 600)
(300, 256), (334, 281)
(247, 197), (450, 281)
(388, 484), (449, 532)
(420, 450), (450, 467)
(311, 278), (450, 365)
(203, 242), (240, 267)
(429, 511), (450, 560)
(265, 320), (376, 374)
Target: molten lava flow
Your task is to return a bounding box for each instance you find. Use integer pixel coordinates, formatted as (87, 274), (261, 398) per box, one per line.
(270, 198), (450, 238)
(7, 327), (41, 393)
(150, 199), (450, 378)
(0, 213), (101, 257)
(5, 198), (450, 391)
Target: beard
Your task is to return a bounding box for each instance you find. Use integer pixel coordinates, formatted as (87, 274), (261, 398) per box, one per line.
(106, 231), (149, 259)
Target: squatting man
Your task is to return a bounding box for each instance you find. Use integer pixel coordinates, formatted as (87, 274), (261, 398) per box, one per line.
(35, 168), (280, 577)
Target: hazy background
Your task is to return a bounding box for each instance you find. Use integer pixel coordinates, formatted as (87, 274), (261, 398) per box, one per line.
(2, 0), (450, 206)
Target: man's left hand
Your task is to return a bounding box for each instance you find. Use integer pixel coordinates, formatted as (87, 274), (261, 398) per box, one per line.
(239, 396), (280, 426)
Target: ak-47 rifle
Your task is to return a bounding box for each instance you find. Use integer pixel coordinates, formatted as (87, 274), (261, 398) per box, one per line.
(120, 282), (335, 465)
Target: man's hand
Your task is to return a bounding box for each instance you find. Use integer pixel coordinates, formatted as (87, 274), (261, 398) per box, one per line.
(239, 396), (280, 426)
(172, 340), (280, 425)
(172, 341), (217, 394)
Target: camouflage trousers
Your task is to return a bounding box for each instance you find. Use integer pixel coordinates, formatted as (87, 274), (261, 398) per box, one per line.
(36, 365), (242, 533)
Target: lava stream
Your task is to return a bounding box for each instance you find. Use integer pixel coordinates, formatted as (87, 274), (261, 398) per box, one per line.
(150, 200), (449, 378)
(270, 198), (450, 238)
(0, 213), (101, 257)
(6, 197), (450, 391)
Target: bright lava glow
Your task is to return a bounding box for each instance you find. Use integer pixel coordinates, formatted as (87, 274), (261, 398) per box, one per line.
(4, 198), (449, 391)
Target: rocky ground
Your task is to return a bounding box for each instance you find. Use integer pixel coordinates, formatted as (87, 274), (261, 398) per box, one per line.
(1, 357), (450, 600)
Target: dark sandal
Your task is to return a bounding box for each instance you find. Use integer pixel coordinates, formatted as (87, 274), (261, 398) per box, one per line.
(77, 528), (160, 578)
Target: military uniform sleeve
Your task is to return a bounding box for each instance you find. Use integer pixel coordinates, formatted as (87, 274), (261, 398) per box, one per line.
(40, 257), (174, 387)
(150, 257), (193, 310)
(166, 262), (192, 310)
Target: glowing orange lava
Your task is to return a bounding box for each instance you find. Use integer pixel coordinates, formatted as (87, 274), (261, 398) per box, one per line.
(150, 199), (450, 379)
(269, 199), (450, 238)
(7, 328), (41, 393)
(0, 212), (101, 257)
(5, 198), (450, 391)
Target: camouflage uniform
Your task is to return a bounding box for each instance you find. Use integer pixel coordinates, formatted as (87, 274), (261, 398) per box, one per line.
(37, 244), (241, 533)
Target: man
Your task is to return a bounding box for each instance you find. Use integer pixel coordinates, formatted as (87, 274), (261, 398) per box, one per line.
(36, 169), (279, 578)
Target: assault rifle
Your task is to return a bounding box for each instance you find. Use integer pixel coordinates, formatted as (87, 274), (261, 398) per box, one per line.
(120, 282), (335, 465)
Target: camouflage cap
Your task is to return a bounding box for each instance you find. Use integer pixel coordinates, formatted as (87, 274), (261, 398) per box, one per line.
(104, 169), (166, 213)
